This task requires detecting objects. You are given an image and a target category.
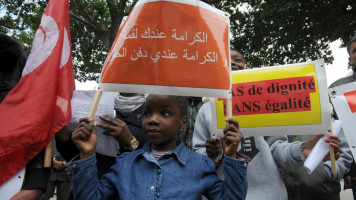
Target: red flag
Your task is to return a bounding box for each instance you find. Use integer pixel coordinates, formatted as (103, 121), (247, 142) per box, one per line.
(0, 0), (74, 185)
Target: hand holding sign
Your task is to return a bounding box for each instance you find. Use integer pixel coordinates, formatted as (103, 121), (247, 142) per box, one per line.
(223, 118), (242, 159)
(302, 134), (341, 160)
(206, 118), (242, 161)
(72, 117), (97, 160)
(303, 120), (342, 174)
(324, 135), (341, 161)
(302, 134), (325, 158)
(206, 137), (222, 160)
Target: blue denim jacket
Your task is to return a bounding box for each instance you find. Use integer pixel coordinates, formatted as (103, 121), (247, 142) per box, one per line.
(68, 142), (248, 200)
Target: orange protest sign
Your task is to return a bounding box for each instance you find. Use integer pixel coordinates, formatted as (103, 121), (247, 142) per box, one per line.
(211, 60), (331, 136)
(99, 0), (231, 98)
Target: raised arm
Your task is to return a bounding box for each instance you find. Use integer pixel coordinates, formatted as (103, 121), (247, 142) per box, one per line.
(68, 153), (119, 199)
(203, 118), (248, 200)
(69, 117), (118, 199)
(265, 136), (305, 171)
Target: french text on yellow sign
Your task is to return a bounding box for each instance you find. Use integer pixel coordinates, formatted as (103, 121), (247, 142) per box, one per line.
(216, 64), (321, 129)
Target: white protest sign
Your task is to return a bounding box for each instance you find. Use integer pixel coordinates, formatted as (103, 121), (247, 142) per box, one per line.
(69, 90), (118, 157)
(329, 82), (356, 159)
(0, 168), (25, 200)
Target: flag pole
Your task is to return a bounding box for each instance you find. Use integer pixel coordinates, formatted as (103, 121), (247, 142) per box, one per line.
(44, 138), (53, 168)
(213, 97), (232, 163)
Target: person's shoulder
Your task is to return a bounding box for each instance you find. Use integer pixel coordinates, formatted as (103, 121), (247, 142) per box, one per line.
(113, 150), (145, 171)
(187, 150), (214, 166)
(329, 73), (356, 88)
(199, 102), (211, 113)
(116, 149), (143, 162)
(188, 150), (205, 158)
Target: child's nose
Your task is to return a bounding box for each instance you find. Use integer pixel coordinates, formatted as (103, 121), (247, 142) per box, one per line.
(148, 113), (159, 125)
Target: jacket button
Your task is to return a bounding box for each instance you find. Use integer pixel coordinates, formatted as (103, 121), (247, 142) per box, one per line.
(150, 186), (154, 190)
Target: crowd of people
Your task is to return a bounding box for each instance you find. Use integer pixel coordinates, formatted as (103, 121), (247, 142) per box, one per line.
(2, 32), (356, 200)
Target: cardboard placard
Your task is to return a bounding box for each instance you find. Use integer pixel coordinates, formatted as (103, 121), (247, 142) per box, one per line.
(211, 59), (331, 136)
(100, 0), (231, 98)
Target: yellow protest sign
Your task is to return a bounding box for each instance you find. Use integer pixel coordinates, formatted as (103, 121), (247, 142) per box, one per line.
(211, 59), (331, 136)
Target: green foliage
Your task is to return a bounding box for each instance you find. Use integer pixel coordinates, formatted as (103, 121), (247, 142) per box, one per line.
(1, 0), (356, 81)
(69, 0), (111, 82)
(0, 0), (46, 51)
(230, 0), (356, 68)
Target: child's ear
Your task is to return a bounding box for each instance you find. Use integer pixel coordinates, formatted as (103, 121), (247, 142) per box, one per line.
(180, 116), (187, 129)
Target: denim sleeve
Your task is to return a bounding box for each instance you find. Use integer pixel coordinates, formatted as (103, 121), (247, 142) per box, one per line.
(68, 154), (118, 199)
(202, 156), (248, 200)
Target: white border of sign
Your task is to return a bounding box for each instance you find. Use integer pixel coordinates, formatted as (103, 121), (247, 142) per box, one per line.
(211, 59), (331, 137)
(329, 82), (356, 159)
(100, 83), (231, 98)
(135, 0), (229, 18)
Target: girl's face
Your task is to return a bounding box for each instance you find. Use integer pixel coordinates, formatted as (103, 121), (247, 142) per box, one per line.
(349, 41), (356, 66)
(142, 95), (187, 151)
(231, 50), (245, 71)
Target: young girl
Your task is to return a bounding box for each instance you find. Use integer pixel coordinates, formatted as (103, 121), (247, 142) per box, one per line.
(68, 95), (248, 200)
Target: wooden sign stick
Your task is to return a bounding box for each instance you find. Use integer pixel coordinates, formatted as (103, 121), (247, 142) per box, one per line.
(226, 98), (233, 120)
(213, 98), (233, 163)
(329, 124), (337, 174)
(88, 91), (103, 120)
(44, 137), (53, 168)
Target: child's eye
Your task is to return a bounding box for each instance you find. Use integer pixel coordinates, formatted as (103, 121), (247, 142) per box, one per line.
(161, 111), (171, 117)
(143, 111), (151, 118)
(234, 58), (242, 63)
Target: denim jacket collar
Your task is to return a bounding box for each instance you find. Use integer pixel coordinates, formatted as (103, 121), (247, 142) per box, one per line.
(133, 142), (188, 165)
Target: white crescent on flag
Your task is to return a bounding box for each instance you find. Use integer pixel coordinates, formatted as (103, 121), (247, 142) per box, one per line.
(22, 14), (59, 76)
(60, 28), (70, 68)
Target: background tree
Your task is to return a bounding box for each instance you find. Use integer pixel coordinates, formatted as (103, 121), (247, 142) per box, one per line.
(230, 0), (356, 68)
(1, 0), (355, 81)
(1, 0), (138, 81)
